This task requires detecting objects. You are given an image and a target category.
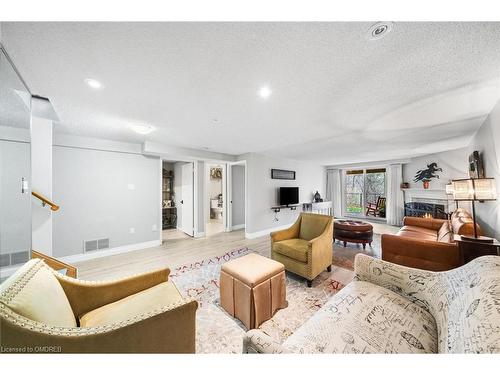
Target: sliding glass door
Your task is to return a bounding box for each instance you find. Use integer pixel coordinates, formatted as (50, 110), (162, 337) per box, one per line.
(345, 170), (364, 216)
(344, 168), (386, 219)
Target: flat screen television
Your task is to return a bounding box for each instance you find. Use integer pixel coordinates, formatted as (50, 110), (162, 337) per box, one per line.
(279, 187), (299, 206)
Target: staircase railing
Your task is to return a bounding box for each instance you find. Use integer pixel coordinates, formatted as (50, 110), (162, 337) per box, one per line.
(31, 191), (60, 211)
(31, 250), (77, 278)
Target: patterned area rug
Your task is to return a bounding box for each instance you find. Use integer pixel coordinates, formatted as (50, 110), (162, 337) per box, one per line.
(170, 247), (349, 353)
(332, 233), (381, 270)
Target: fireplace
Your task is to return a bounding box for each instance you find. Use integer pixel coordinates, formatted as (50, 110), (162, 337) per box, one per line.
(404, 202), (447, 219)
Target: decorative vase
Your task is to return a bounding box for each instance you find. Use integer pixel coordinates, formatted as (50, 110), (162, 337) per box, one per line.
(423, 180), (430, 189)
(313, 191), (321, 202)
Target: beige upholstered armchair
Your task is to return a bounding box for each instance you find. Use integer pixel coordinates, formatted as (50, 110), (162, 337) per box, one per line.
(271, 212), (333, 287)
(0, 259), (198, 353)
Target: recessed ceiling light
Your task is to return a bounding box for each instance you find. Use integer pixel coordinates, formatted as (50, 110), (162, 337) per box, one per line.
(84, 78), (103, 89)
(258, 86), (272, 99)
(367, 22), (394, 41)
(129, 124), (155, 135)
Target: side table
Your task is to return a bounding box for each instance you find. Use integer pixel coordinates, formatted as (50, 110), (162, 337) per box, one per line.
(454, 235), (500, 266)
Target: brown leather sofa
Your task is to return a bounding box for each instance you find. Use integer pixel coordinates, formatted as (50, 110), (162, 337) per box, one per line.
(381, 208), (481, 271)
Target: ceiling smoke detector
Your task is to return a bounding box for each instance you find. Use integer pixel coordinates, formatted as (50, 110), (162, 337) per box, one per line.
(367, 22), (394, 41)
(84, 78), (103, 89)
(129, 124), (155, 135)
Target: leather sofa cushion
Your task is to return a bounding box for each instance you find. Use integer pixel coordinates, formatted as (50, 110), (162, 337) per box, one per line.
(79, 281), (182, 327)
(437, 222), (454, 243)
(396, 230), (437, 242)
(451, 215), (475, 236)
(220, 253), (285, 287)
(273, 239), (309, 263)
(0, 259), (76, 327)
(299, 214), (330, 241)
(400, 225), (438, 237)
(283, 281), (438, 353)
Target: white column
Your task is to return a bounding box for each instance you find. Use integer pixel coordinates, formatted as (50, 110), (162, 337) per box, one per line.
(31, 116), (53, 255)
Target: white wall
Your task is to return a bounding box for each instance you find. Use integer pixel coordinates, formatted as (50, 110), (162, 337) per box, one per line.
(468, 99), (500, 240)
(0, 140), (31, 263)
(242, 153), (326, 237)
(402, 148), (469, 189)
(31, 117), (53, 254)
(52, 146), (161, 257)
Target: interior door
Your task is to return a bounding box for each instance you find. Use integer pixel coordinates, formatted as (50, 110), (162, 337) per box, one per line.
(181, 162), (194, 236)
(230, 163), (245, 230)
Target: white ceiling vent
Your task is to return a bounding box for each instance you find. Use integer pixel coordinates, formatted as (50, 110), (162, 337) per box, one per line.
(367, 22), (394, 41)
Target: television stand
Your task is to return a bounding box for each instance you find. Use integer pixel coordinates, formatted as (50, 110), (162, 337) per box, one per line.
(270, 204), (300, 213)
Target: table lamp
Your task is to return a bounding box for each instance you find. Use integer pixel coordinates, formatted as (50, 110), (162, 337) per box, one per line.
(451, 178), (497, 242)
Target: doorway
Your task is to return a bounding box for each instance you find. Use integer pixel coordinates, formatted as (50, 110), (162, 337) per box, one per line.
(205, 163), (225, 236)
(344, 168), (387, 219)
(161, 160), (195, 243)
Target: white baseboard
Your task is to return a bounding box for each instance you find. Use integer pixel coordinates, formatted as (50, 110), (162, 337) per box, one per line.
(231, 224), (245, 231)
(59, 239), (162, 264)
(194, 231), (205, 238)
(245, 224), (291, 239)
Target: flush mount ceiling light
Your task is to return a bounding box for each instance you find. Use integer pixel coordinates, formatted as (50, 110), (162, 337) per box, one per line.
(129, 124), (155, 135)
(367, 22), (394, 41)
(84, 78), (103, 89)
(258, 86), (272, 99)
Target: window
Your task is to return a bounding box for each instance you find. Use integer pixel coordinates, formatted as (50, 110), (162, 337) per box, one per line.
(344, 168), (386, 218)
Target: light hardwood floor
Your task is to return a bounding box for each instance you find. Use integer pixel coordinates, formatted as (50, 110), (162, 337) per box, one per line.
(76, 222), (399, 281)
(76, 229), (266, 280)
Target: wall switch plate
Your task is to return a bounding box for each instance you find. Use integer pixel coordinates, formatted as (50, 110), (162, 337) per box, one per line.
(129, 227), (135, 234)
(127, 184), (135, 190)
(152, 224), (157, 231)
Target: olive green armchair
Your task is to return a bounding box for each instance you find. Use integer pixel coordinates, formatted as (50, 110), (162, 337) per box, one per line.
(271, 212), (334, 287)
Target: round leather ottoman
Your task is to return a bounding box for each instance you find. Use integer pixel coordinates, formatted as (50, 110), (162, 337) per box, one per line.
(334, 219), (373, 249)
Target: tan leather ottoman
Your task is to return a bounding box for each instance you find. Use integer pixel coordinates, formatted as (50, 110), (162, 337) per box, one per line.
(220, 253), (287, 330)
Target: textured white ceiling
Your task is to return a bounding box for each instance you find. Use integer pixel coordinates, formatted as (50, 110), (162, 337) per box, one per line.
(2, 22), (500, 165)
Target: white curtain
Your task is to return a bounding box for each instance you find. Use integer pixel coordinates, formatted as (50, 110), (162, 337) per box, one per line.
(386, 164), (404, 226)
(326, 168), (342, 218)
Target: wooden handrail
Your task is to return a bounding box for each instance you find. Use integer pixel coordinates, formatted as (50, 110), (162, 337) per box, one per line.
(32, 191), (60, 211)
(31, 250), (77, 278)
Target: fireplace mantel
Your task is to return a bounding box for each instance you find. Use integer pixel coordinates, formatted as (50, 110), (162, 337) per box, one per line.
(402, 188), (449, 205)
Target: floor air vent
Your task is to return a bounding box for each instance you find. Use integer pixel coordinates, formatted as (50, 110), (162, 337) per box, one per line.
(0, 251), (30, 267)
(98, 238), (110, 250)
(84, 238), (110, 252)
(84, 240), (98, 252)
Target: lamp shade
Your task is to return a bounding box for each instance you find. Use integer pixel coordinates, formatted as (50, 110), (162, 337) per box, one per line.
(474, 178), (497, 200)
(451, 178), (497, 201)
(452, 179), (474, 200)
